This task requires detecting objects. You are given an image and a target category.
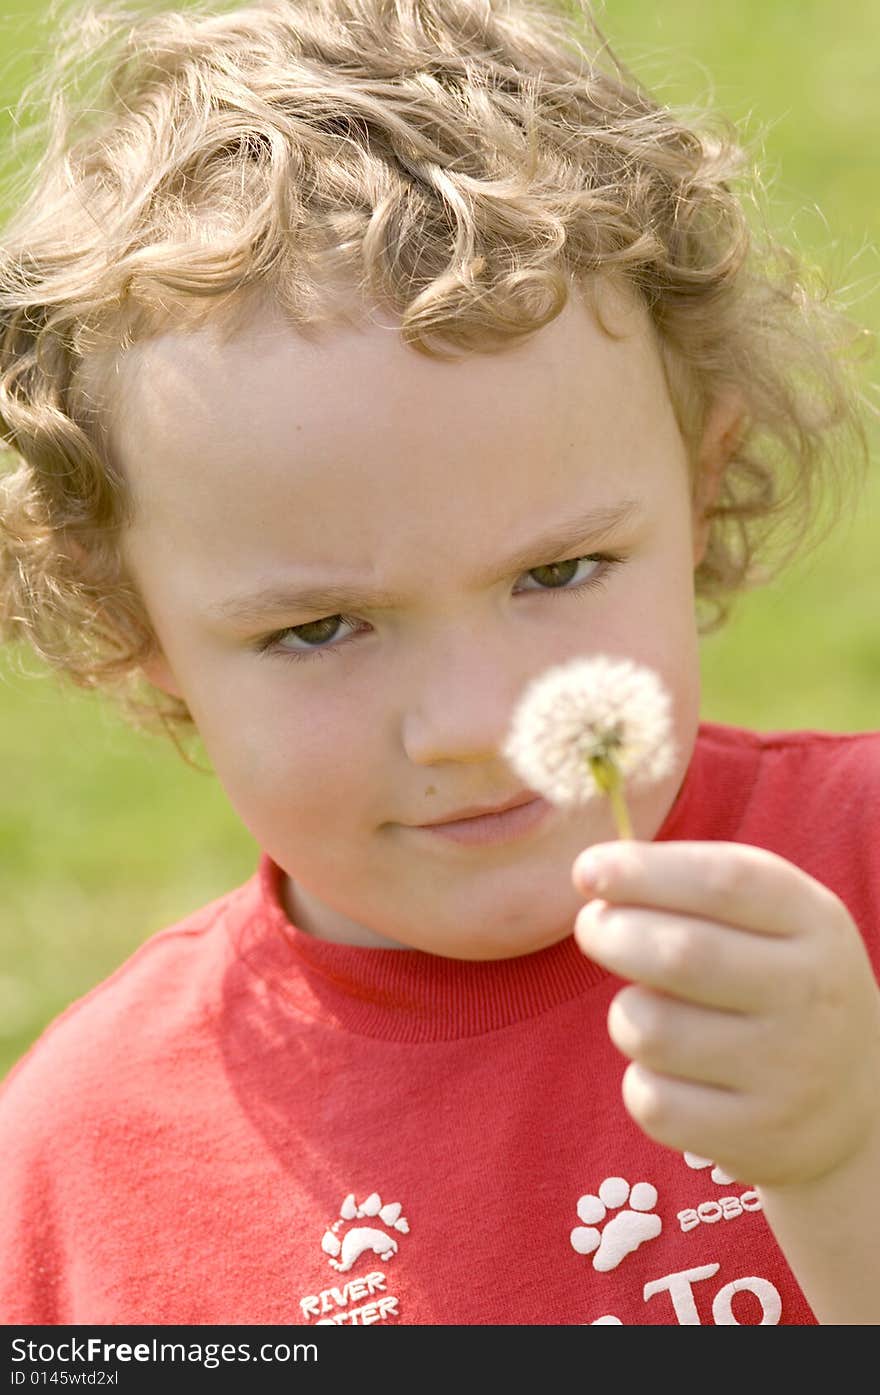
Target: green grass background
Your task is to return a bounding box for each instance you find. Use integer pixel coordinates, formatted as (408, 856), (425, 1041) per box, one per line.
(0, 0), (877, 1078)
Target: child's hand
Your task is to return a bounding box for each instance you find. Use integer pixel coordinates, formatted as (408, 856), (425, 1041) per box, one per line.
(571, 840), (880, 1190)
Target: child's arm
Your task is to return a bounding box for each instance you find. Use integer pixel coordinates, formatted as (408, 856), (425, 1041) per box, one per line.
(571, 839), (880, 1324)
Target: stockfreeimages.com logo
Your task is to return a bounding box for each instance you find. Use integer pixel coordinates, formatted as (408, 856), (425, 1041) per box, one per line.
(10, 1337), (318, 1372)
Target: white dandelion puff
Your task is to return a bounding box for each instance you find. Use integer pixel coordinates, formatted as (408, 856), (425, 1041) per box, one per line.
(502, 655), (676, 838)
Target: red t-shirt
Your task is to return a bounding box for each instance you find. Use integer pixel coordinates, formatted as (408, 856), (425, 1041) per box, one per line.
(1, 721), (878, 1325)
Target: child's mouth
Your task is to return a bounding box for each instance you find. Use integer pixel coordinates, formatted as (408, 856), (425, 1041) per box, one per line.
(410, 796), (554, 847)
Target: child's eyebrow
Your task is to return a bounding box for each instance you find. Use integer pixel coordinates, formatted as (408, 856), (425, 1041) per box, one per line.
(207, 498), (644, 624)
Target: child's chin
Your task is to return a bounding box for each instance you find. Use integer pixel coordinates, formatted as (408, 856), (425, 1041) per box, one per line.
(433, 922), (572, 962)
(415, 880), (583, 960)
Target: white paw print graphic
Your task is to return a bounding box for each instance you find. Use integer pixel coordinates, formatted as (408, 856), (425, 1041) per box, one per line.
(321, 1192), (409, 1273)
(683, 1152), (736, 1185)
(570, 1176), (662, 1271)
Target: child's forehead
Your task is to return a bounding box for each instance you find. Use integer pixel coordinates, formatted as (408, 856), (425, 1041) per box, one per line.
(107, 283), (687, 614)
(98, 279), (674, 538)
(106, 276), (661, 468)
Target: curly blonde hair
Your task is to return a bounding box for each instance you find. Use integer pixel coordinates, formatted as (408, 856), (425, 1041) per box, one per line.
(0, 0), (873, 754)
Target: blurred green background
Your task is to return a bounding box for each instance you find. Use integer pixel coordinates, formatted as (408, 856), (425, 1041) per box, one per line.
(0, 0), (877, 1078)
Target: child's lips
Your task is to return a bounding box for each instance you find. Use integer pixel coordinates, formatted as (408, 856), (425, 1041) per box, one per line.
(410, 795), (554, 847)
(417, 790), (538, 825)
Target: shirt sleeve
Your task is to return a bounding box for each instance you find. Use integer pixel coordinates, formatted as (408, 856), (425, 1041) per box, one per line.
(0, 1052), (67, 1322)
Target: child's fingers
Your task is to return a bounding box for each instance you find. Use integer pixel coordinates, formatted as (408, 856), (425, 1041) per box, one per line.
(574, 902), (792, 1012)
(618, 1063), (753, 1161)
(607, 983), (766, 1091)
(572, 839), (843, 941)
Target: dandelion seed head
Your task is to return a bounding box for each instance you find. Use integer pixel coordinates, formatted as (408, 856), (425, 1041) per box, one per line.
(502, 654), (677, 808)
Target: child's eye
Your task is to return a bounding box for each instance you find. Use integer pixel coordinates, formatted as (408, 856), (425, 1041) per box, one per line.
(256, 552), (625, 664)
(514, 552), (622, 596)
(255, 611), (368, 662)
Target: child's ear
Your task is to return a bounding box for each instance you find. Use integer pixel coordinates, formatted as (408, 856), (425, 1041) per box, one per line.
(61, 533), (185, 699)
(691, 389), (746, 567)
(140, 648), (184, 700)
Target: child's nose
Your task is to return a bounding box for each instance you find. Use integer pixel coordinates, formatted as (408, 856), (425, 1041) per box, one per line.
(398, 629), (538, 768)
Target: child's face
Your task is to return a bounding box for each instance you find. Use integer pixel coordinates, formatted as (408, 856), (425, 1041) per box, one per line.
(114, 281), (730, 957)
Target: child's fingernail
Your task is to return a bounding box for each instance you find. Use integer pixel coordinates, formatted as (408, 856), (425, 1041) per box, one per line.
(573, 850), (610, 893)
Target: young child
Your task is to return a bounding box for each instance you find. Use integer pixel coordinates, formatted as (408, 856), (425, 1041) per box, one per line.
(1, 0), (878, 1327)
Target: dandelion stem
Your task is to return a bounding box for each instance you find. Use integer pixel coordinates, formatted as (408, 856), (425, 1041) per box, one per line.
(606, 774), (634, 840)
(588, 755), (634, 840)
